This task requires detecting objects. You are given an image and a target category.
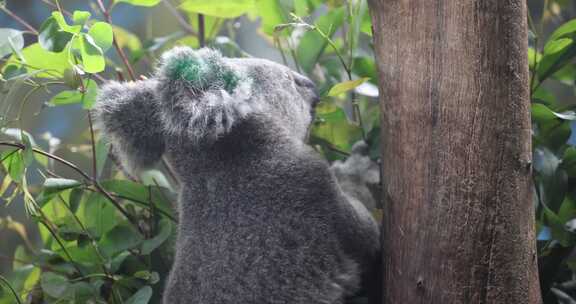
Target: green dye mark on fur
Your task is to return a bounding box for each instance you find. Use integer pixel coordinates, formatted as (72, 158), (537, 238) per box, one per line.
(222, 70), (240, 93)
(167, 56), (203, 84)
(167, 53), (242, 93)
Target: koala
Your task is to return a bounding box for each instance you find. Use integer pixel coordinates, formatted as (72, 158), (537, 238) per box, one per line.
(94, 47), (380, 304)
(330, 141), (381, 213)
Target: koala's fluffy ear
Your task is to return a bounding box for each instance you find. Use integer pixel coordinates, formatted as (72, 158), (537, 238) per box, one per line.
(155, 47), (258, 143)
(93, 79), (165, 175)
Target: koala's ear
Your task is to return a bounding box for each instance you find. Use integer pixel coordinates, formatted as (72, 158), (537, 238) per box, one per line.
(155, 47), (259, 143)
(93, 79), (165, 175)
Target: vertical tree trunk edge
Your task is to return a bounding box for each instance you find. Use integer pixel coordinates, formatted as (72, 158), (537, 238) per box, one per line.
(367, 1), (542, 303)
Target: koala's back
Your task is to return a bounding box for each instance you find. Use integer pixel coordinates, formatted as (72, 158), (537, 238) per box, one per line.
(162, 117), (379, 304)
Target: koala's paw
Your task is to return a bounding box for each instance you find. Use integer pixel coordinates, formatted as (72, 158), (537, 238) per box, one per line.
(155, 47), (260, 143)
(331, 141), (381, 211)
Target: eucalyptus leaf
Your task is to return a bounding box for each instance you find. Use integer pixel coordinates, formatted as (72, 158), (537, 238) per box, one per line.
(88, 22), (114, 52)
(125, 286), (153, 304)
(116, 0), (161, 6)
(180, 0), (255, 18)
(72, 11), (91, 26)
(43, 178), (82, 195)
(328, 78), (370, 96)
(141, 218), (173, 254)
(99, 223), (143, 257)
(41, 272), (70, 298)
(549, 18), (576, 42)
(6, 43), (71, 78)
(38, 16), (74, 52)
(79, 34), (106, 73)
(49, 79), (99, 108)
(0, 28), (24, 58)
(1, 150), (24, 182)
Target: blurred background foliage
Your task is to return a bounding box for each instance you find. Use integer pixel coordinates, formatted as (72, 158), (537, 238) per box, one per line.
(0, 0), (575, 303)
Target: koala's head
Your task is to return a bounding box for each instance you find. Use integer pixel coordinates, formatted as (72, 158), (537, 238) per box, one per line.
(155, 47), (319, 143)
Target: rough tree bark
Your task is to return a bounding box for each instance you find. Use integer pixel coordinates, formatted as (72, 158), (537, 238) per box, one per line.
(367, 1), (541, 303)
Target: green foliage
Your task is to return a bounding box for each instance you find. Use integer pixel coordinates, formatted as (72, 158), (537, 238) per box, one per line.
(0, 0), (376, 301)
(529, 3), (576, 301)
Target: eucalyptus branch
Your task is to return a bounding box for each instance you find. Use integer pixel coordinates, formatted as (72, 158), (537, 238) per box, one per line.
(0, 142), (142, 233)
(0, 6), (38, 35)
(95, 0), (137, 81)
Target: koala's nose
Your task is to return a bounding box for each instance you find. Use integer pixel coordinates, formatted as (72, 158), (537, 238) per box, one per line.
(292, 72), (319, 105)
(293, 72), (316, 90)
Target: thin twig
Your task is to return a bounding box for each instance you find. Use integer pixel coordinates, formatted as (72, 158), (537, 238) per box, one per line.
(56, 194), (112, 277)
(0, 275), (22, 304)
(198, 14), (206, 47)
(38, 218), (84, 276)
(39, 0), (72, 17)
(96, 0), (137, 81)
(161, 0), (197, 35)
(0, 6), (38, 35)
(87, 111), (98, 179)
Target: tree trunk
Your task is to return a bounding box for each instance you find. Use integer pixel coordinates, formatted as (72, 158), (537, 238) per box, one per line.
(367, 1), (541, 303)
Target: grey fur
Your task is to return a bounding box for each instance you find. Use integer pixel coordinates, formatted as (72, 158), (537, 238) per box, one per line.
(92, 79), (165, 175)
(330, 141), (381, 212)
(94, 47), (380, 304)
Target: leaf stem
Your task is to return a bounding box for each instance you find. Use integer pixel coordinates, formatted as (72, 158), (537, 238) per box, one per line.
(0, 275), (22, 304)
(87, 111), (98, 179)
(198, 14), (206, 47)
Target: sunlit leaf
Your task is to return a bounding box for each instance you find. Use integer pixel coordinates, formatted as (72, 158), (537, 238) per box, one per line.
(311, 101), (363, 152)
(328, 77), (370, 96)
(88, 22), (114, 52)
(79, 34), (105, 73)
(72, 11), (91, 26)
(6, 43), (71, 78)
(255, 0), (286, 35)
(51, 11), (82, 34)
(38, 16), (74, 53)
(538, 38), (576, 82)
(116, 0), (161, 6)
(180, 0), (255, 18)
(549, 18), (576, 41)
